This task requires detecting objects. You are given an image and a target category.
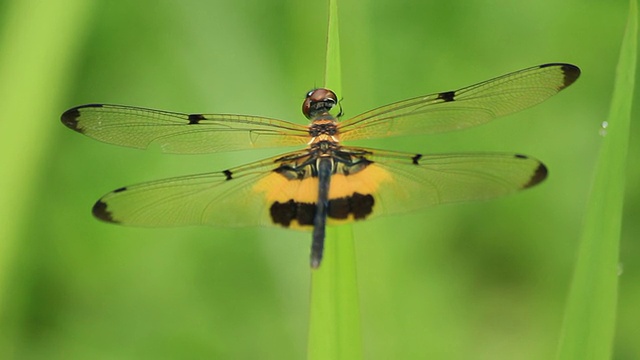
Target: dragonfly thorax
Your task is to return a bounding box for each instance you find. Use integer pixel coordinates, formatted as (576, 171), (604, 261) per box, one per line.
(309, 119), (338, 136)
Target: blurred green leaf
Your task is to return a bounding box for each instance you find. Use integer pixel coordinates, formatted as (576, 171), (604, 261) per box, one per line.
(0, 0), (94, 356)
(556, 0), (637, 359)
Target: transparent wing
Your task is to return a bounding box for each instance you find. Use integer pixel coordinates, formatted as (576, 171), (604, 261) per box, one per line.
(61, 104), (310, 154)
(340, 147), (547, 221)
(338, 63), (580, 141)
(91, 154), (288, 227)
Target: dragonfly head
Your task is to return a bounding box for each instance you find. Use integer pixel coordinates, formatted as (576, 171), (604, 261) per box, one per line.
(302, 88), (339, 119)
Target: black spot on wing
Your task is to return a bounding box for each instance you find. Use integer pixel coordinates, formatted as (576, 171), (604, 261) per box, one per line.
(411, 154), (422, 165)
(327, 192), (374, 219)
(61, 108), (81, 131)
(560, 64), (581, 89)
(513, 154), (547, 188)
(523, 163), (548, 188)
(113, 186), (127, 193)
(92, 200), (117, 223)
(436, 91), (455, 102)
(539, 63), (581, 89)
(327, 198), (350, 219)
(223, 169), (233, 180)
(270, 200), (315, 227)
(61, 104), (103, 133)
(269, 192), (375, 227)
(188, 114), (206, 124)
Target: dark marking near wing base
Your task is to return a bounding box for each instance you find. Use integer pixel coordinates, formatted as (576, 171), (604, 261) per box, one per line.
(188, 114), (206, 124)
(92, 200), (117, 223)
(327, 193), (374, 220)
(270, 192), (375, 227)
(271, 200), (315, 226)
(223, 169), (233, 180)
(437, 91), (455, 102)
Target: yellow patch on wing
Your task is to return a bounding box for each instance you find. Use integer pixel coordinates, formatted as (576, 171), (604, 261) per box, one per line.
(252, 163), (393, 203)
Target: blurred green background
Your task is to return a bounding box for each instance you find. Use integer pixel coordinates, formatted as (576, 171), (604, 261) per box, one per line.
(1, 0), (638, 359)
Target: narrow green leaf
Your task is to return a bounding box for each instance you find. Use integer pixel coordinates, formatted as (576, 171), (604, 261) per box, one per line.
(323, 0), (342, 94)
(556, 0), (637, 359)
(308, 0), (362, 359)
(308, 227), (361, 360)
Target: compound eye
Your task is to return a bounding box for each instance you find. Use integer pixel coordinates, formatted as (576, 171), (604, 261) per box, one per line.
(302, 88), (339, 119)
(306, 88), (337, 103)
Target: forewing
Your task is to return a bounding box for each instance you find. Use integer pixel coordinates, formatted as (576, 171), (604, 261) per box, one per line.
(347, 148), (547, 220)
(61, 104), (309, 154)
(339, 63), (580, 141)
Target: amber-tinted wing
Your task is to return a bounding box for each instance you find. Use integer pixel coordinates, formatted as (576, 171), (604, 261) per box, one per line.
(61, 104), (309, 154)
(338, 63), (580, 141)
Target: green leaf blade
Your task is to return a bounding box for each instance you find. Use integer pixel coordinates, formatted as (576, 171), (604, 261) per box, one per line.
(308, 0), (362, 359)
(556, 1), (637, 359)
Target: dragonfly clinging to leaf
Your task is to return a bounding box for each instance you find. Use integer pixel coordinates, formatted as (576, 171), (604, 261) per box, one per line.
(61, 63), (580, 268)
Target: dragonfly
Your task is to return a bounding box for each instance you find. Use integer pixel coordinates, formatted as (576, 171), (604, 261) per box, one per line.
(61, 63), (580, 268)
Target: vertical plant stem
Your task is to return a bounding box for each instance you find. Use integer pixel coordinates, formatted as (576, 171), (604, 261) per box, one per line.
(556, 0), (637, 359)
(308, 0), (362, 359)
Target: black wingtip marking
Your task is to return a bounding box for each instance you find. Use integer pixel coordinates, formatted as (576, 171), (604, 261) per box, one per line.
(92, 200), (117, 223)
(113, 186), (127, 193)
(412, 154), (423, 165)
(188, 114), (206, 124)
(524, 162), (548, 188)
(61, 108), (81, 131)
(436, 91), (455, 102)
(559, 64), (581, 89)
(223, 169), (233, 180)
(61, 104), (104, 133)
(60, 107), (86, 132)
(539, 63), (581, 89)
